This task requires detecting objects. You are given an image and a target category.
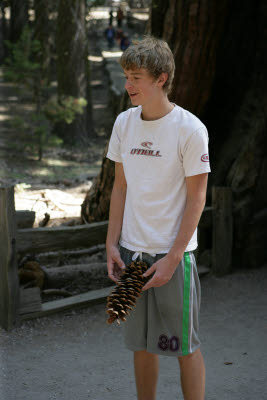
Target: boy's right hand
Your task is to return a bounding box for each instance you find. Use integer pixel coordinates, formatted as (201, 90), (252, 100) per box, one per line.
(106, 245), (125, 283)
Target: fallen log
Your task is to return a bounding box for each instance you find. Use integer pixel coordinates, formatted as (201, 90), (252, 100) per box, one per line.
(42, 263), (108, 289)
(17, 221), (108, 255)
(35, 244), (106, 267)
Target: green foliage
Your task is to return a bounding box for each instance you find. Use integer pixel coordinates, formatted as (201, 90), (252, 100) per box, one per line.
(4, 26), (42, 89)
(44, 96), (87, 124)
(3, 25), (87, 160)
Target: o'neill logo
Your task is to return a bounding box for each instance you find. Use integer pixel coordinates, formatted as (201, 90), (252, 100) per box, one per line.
(201, 154), (209, 162)
(141, 141), (153, 149)
(130, 142), (162, 157)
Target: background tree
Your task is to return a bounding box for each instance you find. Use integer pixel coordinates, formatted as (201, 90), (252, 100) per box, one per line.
(33, 0), (50, 82)
(82, 0), (267, 270)
(55, 0), (92, 145)
(9, 0), (29, 43)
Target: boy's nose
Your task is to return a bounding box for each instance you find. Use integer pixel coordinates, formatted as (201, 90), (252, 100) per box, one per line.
(125, 80), (133, 90)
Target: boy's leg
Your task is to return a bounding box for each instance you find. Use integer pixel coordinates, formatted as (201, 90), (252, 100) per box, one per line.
(178, 348), (206, 400)
(134, 350), (159, 400)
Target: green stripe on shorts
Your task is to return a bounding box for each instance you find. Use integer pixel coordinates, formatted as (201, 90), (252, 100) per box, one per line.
(182, 252), (191, 355)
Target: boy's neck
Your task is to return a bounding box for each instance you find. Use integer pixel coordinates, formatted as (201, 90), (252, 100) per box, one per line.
(141, 97), (174, 121)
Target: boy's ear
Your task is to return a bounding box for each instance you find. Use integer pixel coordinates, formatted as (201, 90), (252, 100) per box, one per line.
(157, 72), (168, 88)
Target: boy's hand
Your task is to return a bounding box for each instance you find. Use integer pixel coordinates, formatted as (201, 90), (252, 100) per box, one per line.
(106, 245), (125, 283)
(142, 254), (181, 291)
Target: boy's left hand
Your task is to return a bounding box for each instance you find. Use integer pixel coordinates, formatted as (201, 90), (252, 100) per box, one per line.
(142, 254), (181, 291)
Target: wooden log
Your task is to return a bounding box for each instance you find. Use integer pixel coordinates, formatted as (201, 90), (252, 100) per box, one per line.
(36, 244), (106, 266)
(212, 187), (233, 275)
(16, 210), (36, 228)
(17, 220), (108, 255)
(18, 287), (42, 314)
(42, 263), (108, 288)
(0, 186), (20, 330)
(19, 286), (116, 321)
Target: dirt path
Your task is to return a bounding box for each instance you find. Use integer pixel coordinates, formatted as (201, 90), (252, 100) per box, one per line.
(0, 266), (266, 400)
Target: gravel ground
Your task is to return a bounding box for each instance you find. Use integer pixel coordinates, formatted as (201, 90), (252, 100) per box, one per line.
(1, 266), (267, 400)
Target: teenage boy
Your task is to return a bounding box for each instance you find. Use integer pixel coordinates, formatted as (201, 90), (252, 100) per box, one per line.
(106, 36), (211, 400)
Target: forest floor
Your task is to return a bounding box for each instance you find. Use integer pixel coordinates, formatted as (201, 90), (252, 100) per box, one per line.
(0, 266), (266, 400)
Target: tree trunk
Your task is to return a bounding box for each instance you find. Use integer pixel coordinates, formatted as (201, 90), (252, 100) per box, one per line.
(9, 0), (29, 43)
(81, 92), (131, 223)
(33, 0), (51, 81)
(55, 0), (93, 145)
(0, 1), (9, 62)
(82, 0), (267, 269)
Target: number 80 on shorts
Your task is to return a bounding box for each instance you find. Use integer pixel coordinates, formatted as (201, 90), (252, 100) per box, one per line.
(158, 334), (180, 352)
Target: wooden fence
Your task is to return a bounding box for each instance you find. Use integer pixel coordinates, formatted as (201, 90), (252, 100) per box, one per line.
(0, 185), (232, 331)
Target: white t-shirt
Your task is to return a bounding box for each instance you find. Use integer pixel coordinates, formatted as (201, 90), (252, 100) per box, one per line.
(106, 104), (211, 254)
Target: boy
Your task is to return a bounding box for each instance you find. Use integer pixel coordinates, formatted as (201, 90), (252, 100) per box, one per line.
(106, 36), (210, 400)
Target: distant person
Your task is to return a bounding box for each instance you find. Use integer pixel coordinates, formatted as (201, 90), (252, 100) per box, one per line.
(116, 6), (124, 28)
(104, 25), (115, 49)
(120, 32), (131, 51)
(115, 28), (123, 46)
(109, 8), (113, 26)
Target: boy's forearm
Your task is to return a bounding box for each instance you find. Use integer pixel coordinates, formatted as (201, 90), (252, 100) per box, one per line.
(106, 186), (126, 248)
(168, 196), (206, 263)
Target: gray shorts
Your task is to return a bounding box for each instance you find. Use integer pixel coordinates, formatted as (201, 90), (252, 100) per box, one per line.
(119, 246), (201, 357)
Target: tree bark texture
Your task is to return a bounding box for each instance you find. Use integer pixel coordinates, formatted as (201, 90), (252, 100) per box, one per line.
(56, 0), (92, 145)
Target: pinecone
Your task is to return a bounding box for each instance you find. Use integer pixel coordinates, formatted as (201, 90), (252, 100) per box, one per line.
(106, 260), (150, 325)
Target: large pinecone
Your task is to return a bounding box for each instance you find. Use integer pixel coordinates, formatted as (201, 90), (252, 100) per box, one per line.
(106, 260), (150, 325)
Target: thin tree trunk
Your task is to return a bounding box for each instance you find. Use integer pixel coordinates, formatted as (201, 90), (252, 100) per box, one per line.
(34, 0), (50, 81)
(56, 0), (92, 145)
(9, 0), (29, 43)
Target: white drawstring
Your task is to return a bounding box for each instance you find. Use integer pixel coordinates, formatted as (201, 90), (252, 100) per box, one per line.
(132, 251), (142, 261)
(132, 251), (156, 261)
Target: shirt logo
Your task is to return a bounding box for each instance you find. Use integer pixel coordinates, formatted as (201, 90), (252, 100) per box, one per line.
(201, 154), (209, 162)
(130, 142), (162, 157)
(141, 141), (153, 149)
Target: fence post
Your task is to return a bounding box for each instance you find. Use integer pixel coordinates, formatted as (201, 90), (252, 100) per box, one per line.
(212, 186), (233, 275)
(0, 186), (20, 330)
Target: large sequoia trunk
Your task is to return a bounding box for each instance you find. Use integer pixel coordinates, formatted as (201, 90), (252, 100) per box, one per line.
(55, 0), (92, 145)
(82, 1), (267, 269)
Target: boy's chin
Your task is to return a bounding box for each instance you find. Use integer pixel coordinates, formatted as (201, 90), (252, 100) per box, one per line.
(129, 97), (141, 106)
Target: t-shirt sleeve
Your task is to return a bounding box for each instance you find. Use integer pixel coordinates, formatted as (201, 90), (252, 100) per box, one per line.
(182, 127), (211, 177)
(106, 115), (123, 163)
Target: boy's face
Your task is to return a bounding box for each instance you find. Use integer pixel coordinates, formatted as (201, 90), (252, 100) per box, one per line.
(123, 68), (162, 107)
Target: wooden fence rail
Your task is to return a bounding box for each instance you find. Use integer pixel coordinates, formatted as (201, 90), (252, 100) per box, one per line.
(0, 185), (232, 331)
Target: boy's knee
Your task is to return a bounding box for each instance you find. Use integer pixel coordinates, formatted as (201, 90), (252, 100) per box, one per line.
(178, 348), (202, 363)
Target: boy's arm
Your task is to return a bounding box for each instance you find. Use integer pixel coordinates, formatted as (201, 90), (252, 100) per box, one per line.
(106, 162), (127, 283)
(142, 172), (208, 290)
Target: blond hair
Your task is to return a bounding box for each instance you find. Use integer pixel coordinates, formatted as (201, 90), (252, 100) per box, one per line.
(120, 35), (175, 94)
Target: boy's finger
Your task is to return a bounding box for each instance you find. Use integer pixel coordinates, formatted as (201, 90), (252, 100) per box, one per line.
(142, 277), (155, 291)
(143, 264), (156, 277)
(116, 258), (125, 269)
